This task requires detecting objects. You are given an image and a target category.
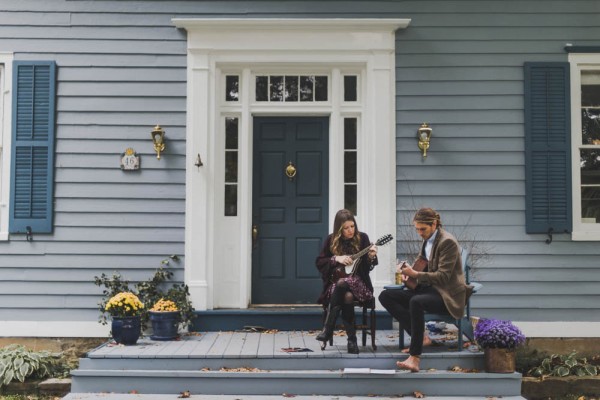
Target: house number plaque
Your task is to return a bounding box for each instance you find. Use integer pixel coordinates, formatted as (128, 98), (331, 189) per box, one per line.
(120, 148), (140, 170)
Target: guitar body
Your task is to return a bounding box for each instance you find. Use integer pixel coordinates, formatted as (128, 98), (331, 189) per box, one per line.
(404, 256), (428, 290)
(331, 258), (362, 282)
(328, 234), (393, 284)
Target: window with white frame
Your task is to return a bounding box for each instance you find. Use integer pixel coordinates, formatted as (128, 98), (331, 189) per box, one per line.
(0, 56), (13, 240)
(570, 54), (600, 238)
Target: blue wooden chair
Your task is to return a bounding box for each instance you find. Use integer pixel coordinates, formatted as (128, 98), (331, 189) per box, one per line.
(383, 247), (482, 351)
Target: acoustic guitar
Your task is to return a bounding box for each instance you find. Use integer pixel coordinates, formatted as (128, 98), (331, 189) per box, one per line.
(331, 234), (393, 283)
(400, 256), (428, 290)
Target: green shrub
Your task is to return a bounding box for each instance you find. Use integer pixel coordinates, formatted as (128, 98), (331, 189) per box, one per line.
(528, 350), (598, 377)
(94, 255), (196, 330)
(0, 345), (62, 387)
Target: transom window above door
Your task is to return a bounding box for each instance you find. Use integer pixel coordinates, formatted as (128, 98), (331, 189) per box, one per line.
(255, 75), (328, 102)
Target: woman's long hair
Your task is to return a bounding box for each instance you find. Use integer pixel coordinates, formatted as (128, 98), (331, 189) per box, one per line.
(330, 209), (361, 255)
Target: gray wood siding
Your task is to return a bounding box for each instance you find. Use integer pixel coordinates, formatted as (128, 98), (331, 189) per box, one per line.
(0, 0), (598, 324)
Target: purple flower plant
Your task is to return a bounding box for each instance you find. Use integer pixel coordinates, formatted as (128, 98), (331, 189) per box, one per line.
(474, 318), (526, 349)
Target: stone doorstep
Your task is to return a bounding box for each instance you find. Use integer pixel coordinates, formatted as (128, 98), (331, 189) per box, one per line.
(1, 378), (71, 396)
(522, 375), (600, 398)
(39, 378), (72, 396)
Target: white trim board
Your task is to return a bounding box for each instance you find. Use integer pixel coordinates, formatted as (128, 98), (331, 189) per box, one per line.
(175, 18), (408, 310)
(0, 321), (110, 338)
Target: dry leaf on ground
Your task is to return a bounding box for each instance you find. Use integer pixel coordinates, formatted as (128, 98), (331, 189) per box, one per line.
(178, 390), (192, 398)
(413, 391), (425, 398)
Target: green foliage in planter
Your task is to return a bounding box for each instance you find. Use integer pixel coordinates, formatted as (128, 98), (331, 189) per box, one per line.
(527, 350), (598, 378)
(94, 255), (196, 329)
(0, 345), (62, 387)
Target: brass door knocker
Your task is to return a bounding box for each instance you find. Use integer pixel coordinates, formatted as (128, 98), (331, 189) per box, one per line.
(285, 161), (297, 181)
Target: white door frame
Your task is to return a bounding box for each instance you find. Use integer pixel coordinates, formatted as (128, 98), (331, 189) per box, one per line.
(173, 18), (410, 310)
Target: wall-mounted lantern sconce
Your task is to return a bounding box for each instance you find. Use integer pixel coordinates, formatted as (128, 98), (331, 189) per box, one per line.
(417, 123), (432, 158)
(151, 125), (166, 159)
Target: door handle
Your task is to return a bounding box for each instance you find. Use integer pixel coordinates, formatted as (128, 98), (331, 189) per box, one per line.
(252, 225), (258, 248)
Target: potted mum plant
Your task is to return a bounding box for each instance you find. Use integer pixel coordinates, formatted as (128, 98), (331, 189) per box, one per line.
(149, 298), (180, 340)
(474, 318), (526, 373)
(104, 292), (145, 345)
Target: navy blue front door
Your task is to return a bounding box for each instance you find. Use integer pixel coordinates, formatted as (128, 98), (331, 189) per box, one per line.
(252, 117), (329, 304)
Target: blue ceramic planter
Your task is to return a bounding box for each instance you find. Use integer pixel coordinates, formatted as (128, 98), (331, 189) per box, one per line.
(111, 315), (141, 345)
(149, 311), (180, 340)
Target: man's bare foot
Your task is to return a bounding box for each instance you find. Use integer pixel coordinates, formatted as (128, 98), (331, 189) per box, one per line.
(396, 355), (420, 372)
(401, 335), (433, 353)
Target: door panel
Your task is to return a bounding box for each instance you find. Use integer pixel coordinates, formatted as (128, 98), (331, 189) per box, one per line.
(252, 117), (329, 304)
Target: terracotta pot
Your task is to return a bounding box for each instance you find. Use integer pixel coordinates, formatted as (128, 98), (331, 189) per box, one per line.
(484, 347), (516, 373)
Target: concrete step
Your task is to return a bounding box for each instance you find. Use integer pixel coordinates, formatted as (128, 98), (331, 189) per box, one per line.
(70, 368), (522, 397)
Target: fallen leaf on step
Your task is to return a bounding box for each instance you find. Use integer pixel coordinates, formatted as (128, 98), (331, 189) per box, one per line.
(413, 391), (425, 398)
(282, 393), (296, 397)
(220, 366), (261, 372)
(485, 397), (497, 400)
(450, 365), (462, 372)
(200, 367), (210, 371)
(426, 368), (436, 372)
(178, 391), (191, 398)
(129, 390), (139, 394)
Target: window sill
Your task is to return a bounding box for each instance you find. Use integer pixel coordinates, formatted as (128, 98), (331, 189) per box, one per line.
(571, 231), (600, 241)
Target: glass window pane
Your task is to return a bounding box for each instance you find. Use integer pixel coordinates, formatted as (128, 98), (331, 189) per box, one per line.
(582, 109), (600, 145)
(225, 151), (238, 183)
(581, 187), (600, 223)
(315, 76), (328, 101)
(270, 75), (284, 101)
(225, 75), (239, 101)
(225, 117), (238, 150)
(225, 185), (238, 216)
(300, 76), (314, 101)
(344, 152), (357, 183)
(344, 118), (357, 149)
(581, 149), (600, 185)
(256, 76), (268, 101)
(582, 71), (600, 106)
(344, 185), (357, 216)
(344, 75), (358, 102)
(285, 76), (299, 101)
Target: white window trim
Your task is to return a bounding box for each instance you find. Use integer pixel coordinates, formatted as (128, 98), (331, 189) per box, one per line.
(173, 18), (409, 310)
(569, 53), (600, 240)
(0, 53), (13, 241)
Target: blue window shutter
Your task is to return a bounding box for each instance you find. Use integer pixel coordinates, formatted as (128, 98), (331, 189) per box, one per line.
(9, 61), (56, 234)
(524, 62), (572, 234)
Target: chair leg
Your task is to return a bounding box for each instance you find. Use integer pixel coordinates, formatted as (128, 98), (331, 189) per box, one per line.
(457, 318), (463, 350)
(362, 306), (367, 347)
(399, 323), (405, 349)
(370, 307), (377, 350)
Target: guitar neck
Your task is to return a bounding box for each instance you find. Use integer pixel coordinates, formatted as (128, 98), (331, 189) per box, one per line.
(351, 244), (372, 261)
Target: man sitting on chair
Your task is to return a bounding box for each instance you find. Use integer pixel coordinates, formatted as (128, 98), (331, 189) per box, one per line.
(379, 207), (468, 372)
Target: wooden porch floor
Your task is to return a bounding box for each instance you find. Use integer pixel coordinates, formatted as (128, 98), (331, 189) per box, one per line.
(87, 328), (471, 360)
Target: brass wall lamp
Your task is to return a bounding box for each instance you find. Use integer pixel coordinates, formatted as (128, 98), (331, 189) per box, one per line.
(151, 124), (166, 159)
(417, 123), (432, 158)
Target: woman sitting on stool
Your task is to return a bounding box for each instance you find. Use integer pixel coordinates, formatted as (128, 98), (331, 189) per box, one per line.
(315, 209), (378, 354)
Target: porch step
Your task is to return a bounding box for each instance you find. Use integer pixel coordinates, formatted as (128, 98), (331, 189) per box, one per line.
(70, 331), (523, 397)
(71, 369), (522, 397)
(192, 307), (393, 331)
